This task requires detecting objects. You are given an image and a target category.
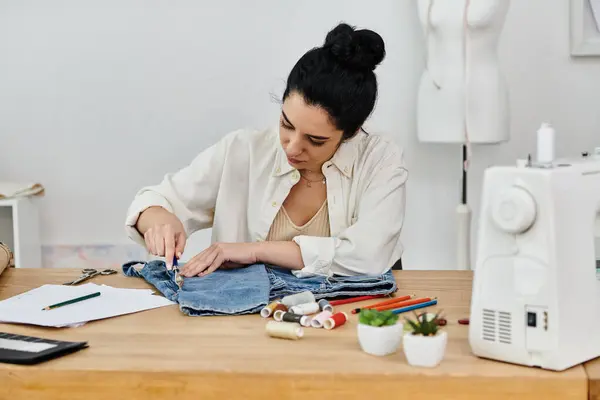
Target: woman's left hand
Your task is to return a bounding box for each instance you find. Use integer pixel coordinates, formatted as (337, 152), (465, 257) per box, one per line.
(179, 242), (259, 277)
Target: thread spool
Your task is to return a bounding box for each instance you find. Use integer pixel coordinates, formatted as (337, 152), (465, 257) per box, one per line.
(536, 122), (555, 165)
(323, 312), (348, 330)
(266, 321), (304, 340)
(260, 301), (287, 318)
(310, 310), (333, 328)
(318, 299), (333, 312)
(281, 291), (315, 308)
(273, 309), (285, 321)
(290, 302), (319, 315)
(276, 311), (310, 327)
(261, 301), (279, 318)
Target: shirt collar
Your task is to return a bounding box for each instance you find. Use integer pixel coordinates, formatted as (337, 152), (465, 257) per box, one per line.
(272, 129), (363, 179)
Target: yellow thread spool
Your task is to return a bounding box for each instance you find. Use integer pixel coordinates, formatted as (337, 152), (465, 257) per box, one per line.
(266, 321), (304, 340)
(261, 301), (282, 318)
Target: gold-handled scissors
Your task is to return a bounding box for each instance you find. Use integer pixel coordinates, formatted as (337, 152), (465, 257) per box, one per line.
(63, 268), (118, 285)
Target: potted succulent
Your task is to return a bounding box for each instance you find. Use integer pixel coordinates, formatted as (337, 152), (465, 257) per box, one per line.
(402, 311), (447, 367)
(357, 309), (404, 356)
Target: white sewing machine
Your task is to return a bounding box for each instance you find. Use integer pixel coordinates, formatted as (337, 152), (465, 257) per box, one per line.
(469, 125), (600, 371)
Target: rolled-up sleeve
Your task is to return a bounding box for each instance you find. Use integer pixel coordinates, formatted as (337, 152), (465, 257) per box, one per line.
(292, 150), (408, 277)
(124, 131), (237, 246)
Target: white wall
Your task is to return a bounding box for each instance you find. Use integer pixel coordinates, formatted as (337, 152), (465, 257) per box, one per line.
(468, 0), (600, 267)
(0, 0), (598, 269)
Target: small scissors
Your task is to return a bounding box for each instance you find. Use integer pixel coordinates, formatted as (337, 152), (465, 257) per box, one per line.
(172, 256), (184, 288)
(63, 268), (118, 285)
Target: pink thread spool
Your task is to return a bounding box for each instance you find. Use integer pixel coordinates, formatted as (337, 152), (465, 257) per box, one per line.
(310, 310), (333, 328)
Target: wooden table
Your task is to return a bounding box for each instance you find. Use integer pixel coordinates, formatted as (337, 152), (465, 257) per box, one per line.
(0, 268), (591, 399)
(586, 357), (600, 399)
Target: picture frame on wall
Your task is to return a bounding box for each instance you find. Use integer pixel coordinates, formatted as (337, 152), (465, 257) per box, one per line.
(570, 0), (600, 56)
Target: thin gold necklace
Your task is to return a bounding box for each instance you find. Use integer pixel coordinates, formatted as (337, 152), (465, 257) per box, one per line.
(300, 173), (326, 188)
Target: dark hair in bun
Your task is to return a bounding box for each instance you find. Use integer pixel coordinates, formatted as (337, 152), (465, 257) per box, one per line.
(282, 23), (386, 140)
(324, 23), (385, 71)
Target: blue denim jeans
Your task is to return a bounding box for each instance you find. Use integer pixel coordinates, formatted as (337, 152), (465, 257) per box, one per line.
(122, 260), (397, 316)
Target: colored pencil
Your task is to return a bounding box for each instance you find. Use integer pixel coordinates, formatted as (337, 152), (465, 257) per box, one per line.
(390, 299), (438, 315)
(359, 294), (413, 309)
(373, 297), (433, 312)
(42, 292), (101, 310)
(328, 294), (387, 306)
(352, 297), (432, 314)
(351, 294), (413, 313)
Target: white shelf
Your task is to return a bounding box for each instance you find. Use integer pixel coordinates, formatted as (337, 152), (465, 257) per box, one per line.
(0, 198), (19, 207)
(0, 197), (42, 268)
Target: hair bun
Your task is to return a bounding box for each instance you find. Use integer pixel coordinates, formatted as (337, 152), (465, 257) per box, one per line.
(324, 23), (385, 72)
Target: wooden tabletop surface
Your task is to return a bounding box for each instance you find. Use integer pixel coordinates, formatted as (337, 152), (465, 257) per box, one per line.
(0, 268), (590, 400)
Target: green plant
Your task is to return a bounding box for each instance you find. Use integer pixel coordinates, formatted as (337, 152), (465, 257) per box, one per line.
(358, 308), (399, 327)
(404, 311), (444, 336)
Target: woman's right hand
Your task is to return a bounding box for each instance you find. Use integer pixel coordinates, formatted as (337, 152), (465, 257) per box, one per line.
(136, 206), (186, 269)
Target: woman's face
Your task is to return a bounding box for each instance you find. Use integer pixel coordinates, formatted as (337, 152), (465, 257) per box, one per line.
(279, 91), (344, 173)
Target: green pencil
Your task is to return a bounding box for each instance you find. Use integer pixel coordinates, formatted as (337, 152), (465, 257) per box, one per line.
(42, 291), (101, 310)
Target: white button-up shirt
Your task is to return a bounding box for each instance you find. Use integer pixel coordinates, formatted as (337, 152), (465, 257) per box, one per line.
(125, 126), (408, 277)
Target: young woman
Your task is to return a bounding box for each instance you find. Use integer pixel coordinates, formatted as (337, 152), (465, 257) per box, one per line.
(125, 23), (408, 279)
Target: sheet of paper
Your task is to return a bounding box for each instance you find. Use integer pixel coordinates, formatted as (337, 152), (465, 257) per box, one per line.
(0, 283), (175, 327)
(98, 284), (156, 296)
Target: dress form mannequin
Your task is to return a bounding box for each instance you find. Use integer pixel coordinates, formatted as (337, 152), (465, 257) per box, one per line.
(416, 0), (510, 144)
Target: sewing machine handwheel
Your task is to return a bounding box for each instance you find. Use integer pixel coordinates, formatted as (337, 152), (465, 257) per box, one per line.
(490, 186), (536, 234)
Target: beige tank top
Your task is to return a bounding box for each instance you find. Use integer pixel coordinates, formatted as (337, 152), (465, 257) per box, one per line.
(266, 201), (331, 241)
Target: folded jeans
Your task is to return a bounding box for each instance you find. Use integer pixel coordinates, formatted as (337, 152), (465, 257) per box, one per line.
(122, 260), (397, 316)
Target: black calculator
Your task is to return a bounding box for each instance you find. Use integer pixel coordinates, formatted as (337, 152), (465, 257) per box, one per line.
(0, 332), (88, 365)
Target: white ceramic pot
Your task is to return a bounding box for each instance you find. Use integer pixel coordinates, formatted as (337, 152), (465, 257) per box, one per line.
(357, 322), (404, 356)
(403, 330), (448, 367)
